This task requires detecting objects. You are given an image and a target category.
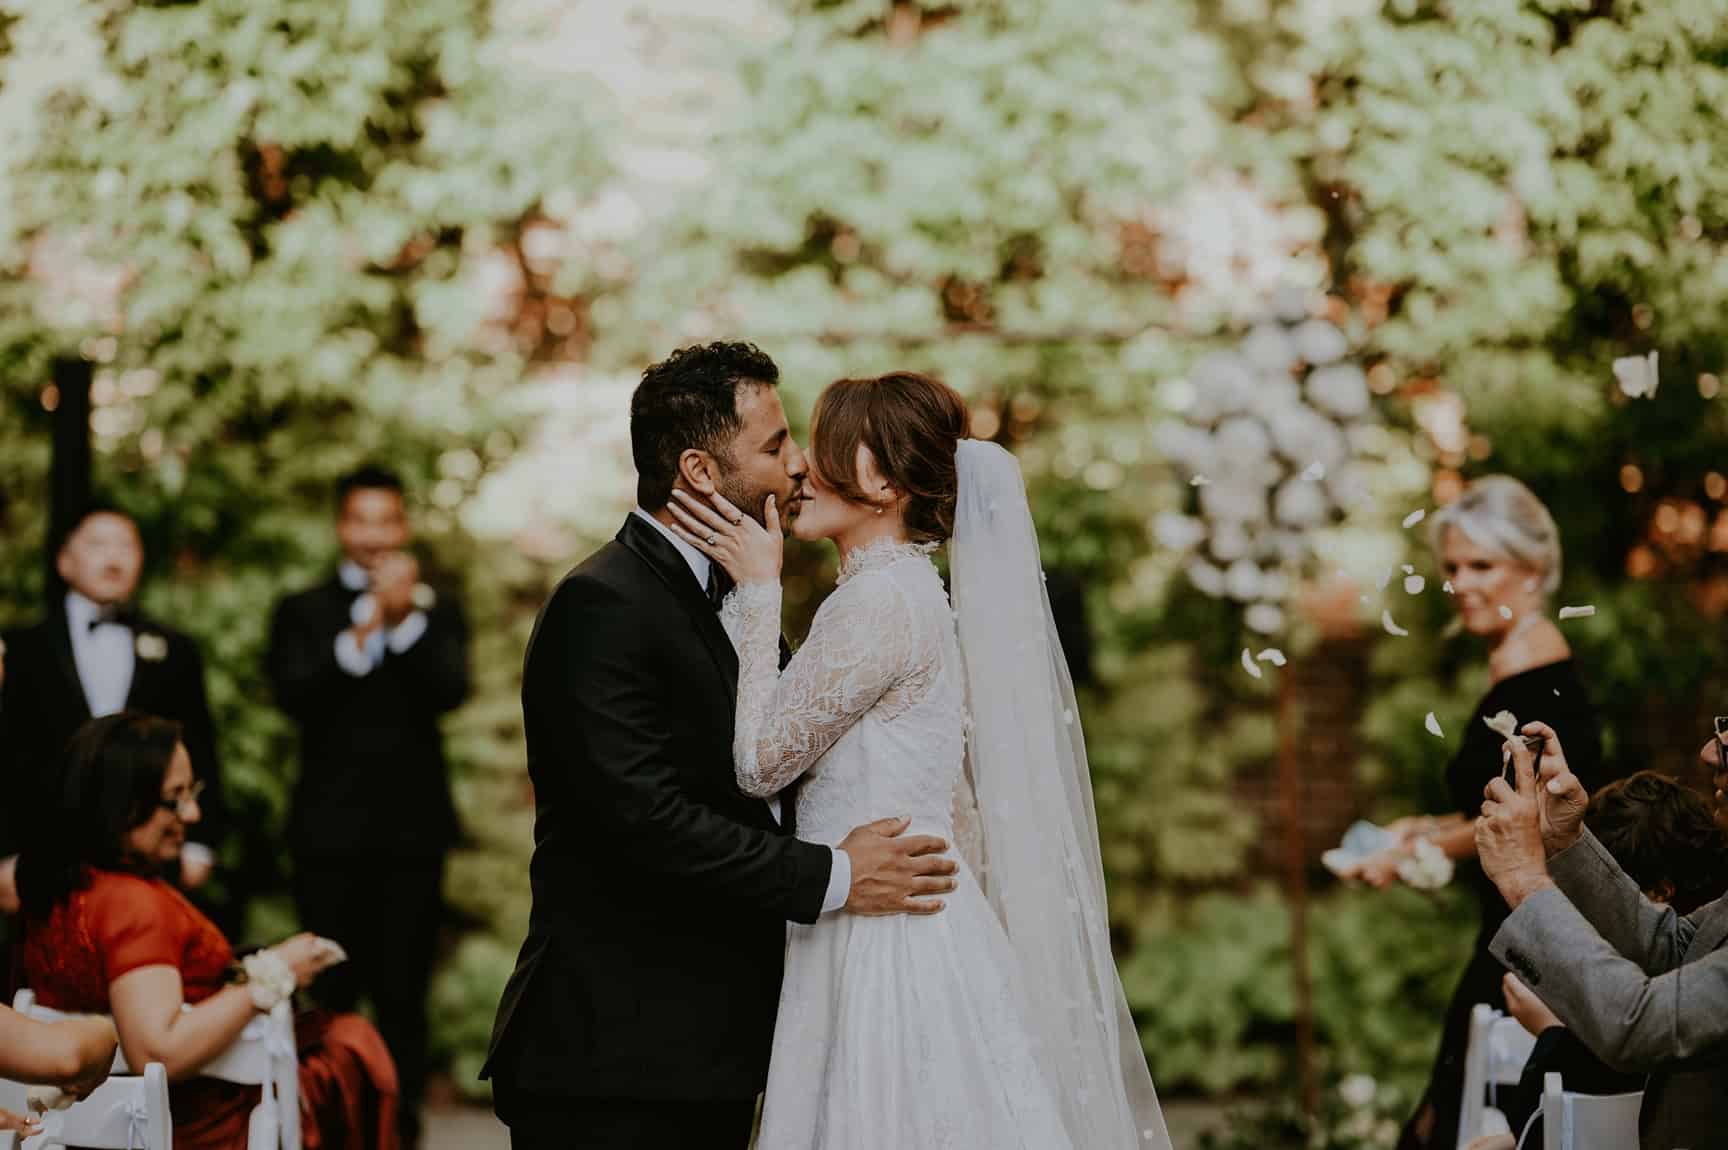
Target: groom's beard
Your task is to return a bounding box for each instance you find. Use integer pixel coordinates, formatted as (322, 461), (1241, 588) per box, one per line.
(715, 472), (799, 534)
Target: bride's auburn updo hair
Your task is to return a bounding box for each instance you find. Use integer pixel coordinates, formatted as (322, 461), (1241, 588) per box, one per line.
(812, 372), (971, 544)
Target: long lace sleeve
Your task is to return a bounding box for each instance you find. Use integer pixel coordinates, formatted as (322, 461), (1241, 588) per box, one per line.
(725, 569), (928, 799)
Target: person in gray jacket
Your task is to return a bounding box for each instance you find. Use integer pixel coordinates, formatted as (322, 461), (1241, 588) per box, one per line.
(1475, 718), (1728, 1150)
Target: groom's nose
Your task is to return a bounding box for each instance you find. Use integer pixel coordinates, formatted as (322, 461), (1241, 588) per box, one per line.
(786, 439), (809, 482)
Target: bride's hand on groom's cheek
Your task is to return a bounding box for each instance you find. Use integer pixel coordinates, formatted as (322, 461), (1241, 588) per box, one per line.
(668, 489), (783, 584)
(839, 816), (959, 916)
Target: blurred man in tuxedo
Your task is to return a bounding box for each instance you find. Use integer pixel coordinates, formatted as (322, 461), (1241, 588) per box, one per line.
(267, 465), (470, 1150)
(0, 505), (226, 904)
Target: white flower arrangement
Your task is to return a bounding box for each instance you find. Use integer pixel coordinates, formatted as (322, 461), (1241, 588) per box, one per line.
(241, 949), (299, 1011)
(134, 633), (169, 662)
(1396, 837), (1454, 891)
(1159, 294), (1372, 643)
(1338, 1073), (1378, 1110)
(1244, 602), (1285, 634)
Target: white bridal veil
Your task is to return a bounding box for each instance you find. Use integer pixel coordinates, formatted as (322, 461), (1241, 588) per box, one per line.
(950, 439), (1172, 1149)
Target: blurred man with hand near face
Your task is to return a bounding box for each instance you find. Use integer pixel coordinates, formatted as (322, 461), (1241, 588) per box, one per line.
(0, 505), (226, 902)
(267, 465), (470, 1150)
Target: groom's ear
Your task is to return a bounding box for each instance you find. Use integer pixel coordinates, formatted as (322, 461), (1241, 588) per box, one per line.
(676, 448), (720, 497)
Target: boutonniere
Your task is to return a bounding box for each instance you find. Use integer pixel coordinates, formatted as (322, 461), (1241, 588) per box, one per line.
(410, 582), (437, 611)
(135, 632), (169, 662)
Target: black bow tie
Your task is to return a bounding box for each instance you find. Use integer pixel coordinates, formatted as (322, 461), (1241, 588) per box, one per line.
(704, 566), (732, 611)
(86, 604), (137, 632)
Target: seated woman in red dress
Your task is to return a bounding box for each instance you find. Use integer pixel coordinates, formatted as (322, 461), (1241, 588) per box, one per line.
(16, 712), (399, 1150)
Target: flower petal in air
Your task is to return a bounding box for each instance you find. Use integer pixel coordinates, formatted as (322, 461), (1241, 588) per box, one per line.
(1241, 648), (1264, 679)
(1483, 709), (1520, 740)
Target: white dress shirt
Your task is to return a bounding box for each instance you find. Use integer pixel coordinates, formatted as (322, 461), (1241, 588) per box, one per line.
(631, 508), (851, 914)
(334, 561), (430, 676)
(65, 591), (134, 717)
(66, 591), (215, 871)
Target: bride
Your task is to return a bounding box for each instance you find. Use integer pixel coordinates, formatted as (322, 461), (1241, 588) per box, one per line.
(667, 371), (1170, 1149)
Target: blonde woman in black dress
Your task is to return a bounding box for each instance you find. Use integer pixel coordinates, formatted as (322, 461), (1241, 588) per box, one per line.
(1344, 476), (1609, 1150)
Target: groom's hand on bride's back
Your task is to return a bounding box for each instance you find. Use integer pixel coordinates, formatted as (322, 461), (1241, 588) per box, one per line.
(839, 816), (959, 915)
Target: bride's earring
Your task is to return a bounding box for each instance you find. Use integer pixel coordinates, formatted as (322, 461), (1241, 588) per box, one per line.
(875, 506), (884, 516)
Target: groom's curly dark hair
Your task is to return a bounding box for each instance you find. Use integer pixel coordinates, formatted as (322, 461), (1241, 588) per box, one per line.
(630, 341), (781, 509)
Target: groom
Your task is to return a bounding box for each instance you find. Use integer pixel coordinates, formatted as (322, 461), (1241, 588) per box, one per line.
(483, 341), (959, 1150)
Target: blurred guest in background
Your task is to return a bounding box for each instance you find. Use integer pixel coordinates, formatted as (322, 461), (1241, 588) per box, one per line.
(0, 504), (226, 914)
(16, 712), (397, 1150)
(1342, 476), (1611, 1150)
(267, 465), (469, 1150)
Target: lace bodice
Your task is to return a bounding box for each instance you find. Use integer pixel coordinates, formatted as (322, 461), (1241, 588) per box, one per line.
(721, 540), (983, 855)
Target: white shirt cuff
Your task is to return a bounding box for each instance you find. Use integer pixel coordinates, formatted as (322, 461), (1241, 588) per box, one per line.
(334, 630), (381, 677)
(385, 610), (429, 654)
(820, 846), (851, 914)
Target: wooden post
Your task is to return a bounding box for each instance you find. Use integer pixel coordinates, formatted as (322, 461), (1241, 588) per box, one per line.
(46, 356), (94, 592)
(1278, 662), (1319, 1117)
(1282, 573), (1369, 1118)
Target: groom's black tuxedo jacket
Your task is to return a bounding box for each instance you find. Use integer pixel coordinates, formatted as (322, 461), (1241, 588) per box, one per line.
(0, 606), (225, 857)
(483, 514), (833, 1101)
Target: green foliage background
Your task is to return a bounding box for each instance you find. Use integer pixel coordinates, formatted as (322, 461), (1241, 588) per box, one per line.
(2, 0), (1726, 1111)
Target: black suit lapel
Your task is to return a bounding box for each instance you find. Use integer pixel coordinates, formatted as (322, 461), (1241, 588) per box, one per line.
(616, 516), (739, 704)
(47, 606), (94, 719)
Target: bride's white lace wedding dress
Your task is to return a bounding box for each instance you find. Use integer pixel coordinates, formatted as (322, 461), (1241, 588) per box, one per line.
(720, 539), (1080, 1148)
(721, 441), (1171, 1149)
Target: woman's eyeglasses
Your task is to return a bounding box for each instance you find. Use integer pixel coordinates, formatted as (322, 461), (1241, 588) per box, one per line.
(156, 780), (206, 815)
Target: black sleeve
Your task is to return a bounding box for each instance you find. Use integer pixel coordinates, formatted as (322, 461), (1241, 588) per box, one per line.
(1517, 1025), (1646, 1101)
(1507, 671), (1606, 791)
(540, 576), (833, 923)
(265, 594), (349, 723)
(0, 631), (55, 857)
(0, 631), (20, 854)
(388, 597), (470, 715)
(1449, 668), (1604, 816)
(175, 637), (227, 849)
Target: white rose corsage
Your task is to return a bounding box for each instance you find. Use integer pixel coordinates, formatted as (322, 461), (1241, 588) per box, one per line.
(239, 949), (298, 1011)
(134, 632), (169, 662)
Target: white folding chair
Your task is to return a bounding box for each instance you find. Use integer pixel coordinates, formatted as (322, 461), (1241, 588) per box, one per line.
(1535, 1072), (1641, 1150)
(1457, 1002), (1539, 1149)
(11, 990), (299, 1150)
(0, 1062), (171, 1150)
